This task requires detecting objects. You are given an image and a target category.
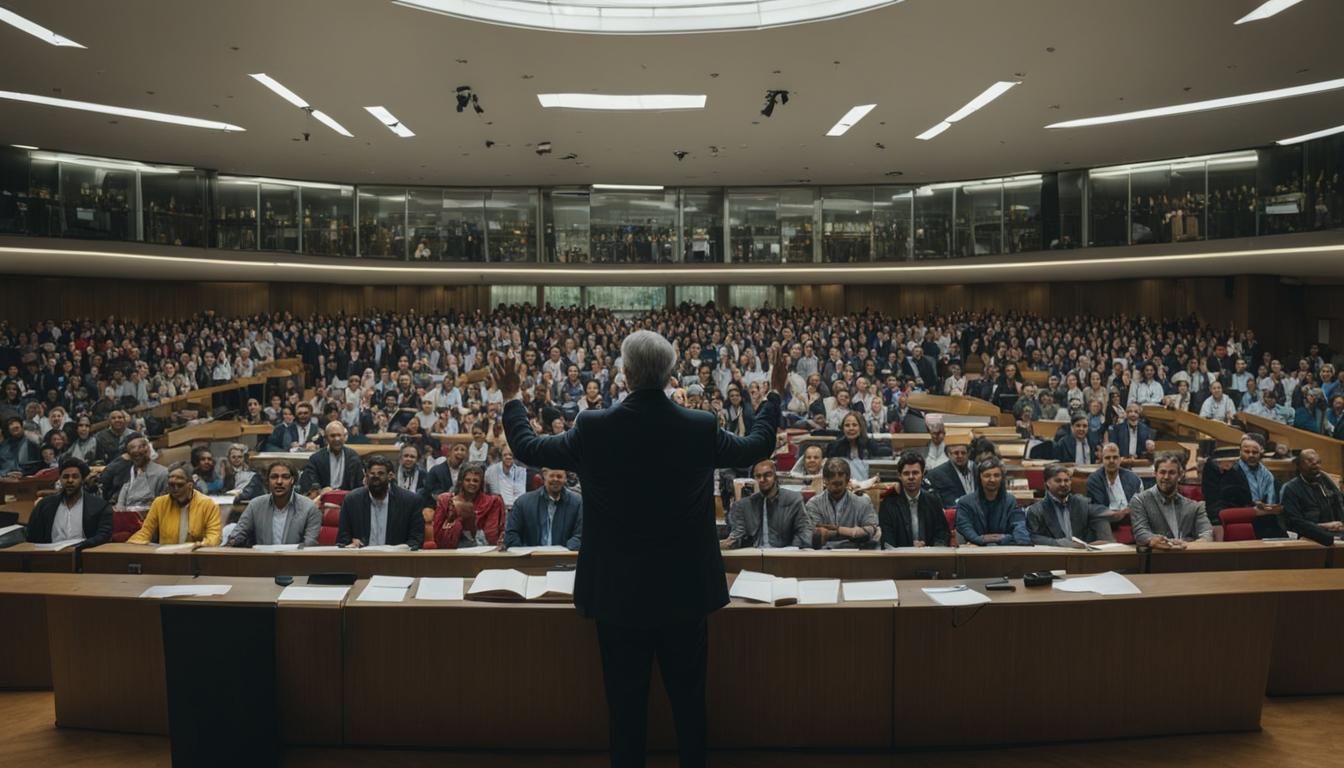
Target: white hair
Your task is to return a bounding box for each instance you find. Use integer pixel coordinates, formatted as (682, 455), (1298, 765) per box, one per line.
(620, 330), (676, 392)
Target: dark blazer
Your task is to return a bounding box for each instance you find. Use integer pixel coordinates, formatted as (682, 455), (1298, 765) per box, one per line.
(1054, 432), (1101, 464)
(504, 388), (779, 627)
(1107, 421), (1154, 457)
(926, 460), (975, 508)
(267, 420), (323, 452)
(1220, 464), (1282, 510)
(298, 447), (365, 495)
(503, 486), (583, 550)
(424, 461), (463, 501)
(901, 357), (938, 392)
(877, 490), (950, 547)
(1025, 494), (1114, 546)
(335, 485), (425, 549)
(1281, 474), (1344, 546)
(26, 491), (113, 549)
(1085, 467), (1142, 509)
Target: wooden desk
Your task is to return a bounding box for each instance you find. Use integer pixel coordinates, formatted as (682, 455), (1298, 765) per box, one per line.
(192, 548), (564, 578)
(1143, 405), (1245, 445)
(956, 545), (1141, 578)
(78, 543), (195, 575)
(1238, 410), (1344, 475)
(0, 542), (76, 573)
(0, 572), (53, 689)
(0, 499), (36, 524)
(763, 548), (956, 580)
(1147, 540), (1328, 573)
(342, 575), (895, 750)
(0, 476), (55, 501)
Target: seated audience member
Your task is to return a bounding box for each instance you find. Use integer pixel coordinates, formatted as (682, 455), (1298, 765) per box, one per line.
(1054, 414), (1101, 464)
(191, 446), (228, 495)
(270, 402), (322, 452)
(467, 424), (491, 463)
(1129, 453), (1212, 548)
(222, 443), (265, 501)
(105, 433), (168, 510)
(392, 443), (429, 502)
(1108, 403), (1155, 458)
(1281, 449), (1344, 546)
(804, 458), (880, 548)
(503, 467), (583, 550)
(25, 457), (112, 549)
(1199, 380), (1236, 423)
(1245, 390), (1294, 425)
(1086, 443), (1142, 519)
(1219, 434), (1282, 514)
(1164, 380), (1194, 413)
(921, 414), (949, 469)
(825, 412), (888, 475)
(337, 456), (426, 549)
(226, 461), (321, 547)
(0, 416), (40, 477)
(94, 409), (132, 463)
(789, 443), (826, 479)
(433, 462), (506, 548)
(1129, 363), (1165, 406)
(877, 451), (950, 548)
(128, 464), (222, 546)
(426, 442), (469, 499)
(65, 416), (99, 463)
(1026, 463), (1114, 548)
(955, 457), (1030, 546)
(484, 446), (529, 511)
(299, 421), (364, 498)
(722, 459), (809, 549)
(926, 440), (976, 508)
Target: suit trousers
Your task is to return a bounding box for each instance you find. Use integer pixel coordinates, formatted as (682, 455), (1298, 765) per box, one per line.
(595, 617), (708, 768)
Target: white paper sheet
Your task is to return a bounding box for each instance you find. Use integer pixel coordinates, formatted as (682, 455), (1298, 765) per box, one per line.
(368, 575), (414, 589)
(841, 580), (899, 602)
(1085, 542), (1135, 551)
(208, 495), (238, 507)
(1052, 571), (1141, 595)
(415, 577), (465, 601)
(797, 579), (841, 605)
(278, 585), (349, 602)
(545, 569), (576, 595)
(0, 524), (22, 537)
(153, 543), (198, 554)
(251, 544), (301, 552)
(34, 539), (82, 551)
(454, 545), (501, 554)
(359, 544), (411, 552)
(468, 569), (528, 597)
(922, 586), (992, 606)
(356, 585), (408, 603)
(139, 584), (232, 599)
(299, 546), (341, 551)
(508, 545), (570, 555)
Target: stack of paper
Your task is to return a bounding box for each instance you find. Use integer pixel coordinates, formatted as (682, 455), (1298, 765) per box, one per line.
(415, 577), (465, 601)
(466, 569), (575, 601)
(152, 543), (198, 554)
(729, 571), (799, 606)
(278, 585), (349, 602)
(34, 539), (83, 552)
(139, 584), (233, 599)
(357, 575), (413, 602)
(1052, 571), (1141, 595)
(840, 580), (900, 603)
(252, 544), (302, 552)
(922, 586), (992, 606)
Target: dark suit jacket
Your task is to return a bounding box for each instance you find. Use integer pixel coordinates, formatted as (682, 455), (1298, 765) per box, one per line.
(1025, 494), (1114, 546)
(901, 357), (938, 392)
(1281, 474), (1344, 546)
(926, 460), (975, 508)
(335, 485), (425, 549)
(503, 486), (583, 550)
(26, 491), (112, 549)
(299, 447), (365, 495)
(504, 388), (779, 627)
(1085, 467), (1142, 509)
(267, 420), (323, 452)
(1054, 432), (1101, 464)
(877, 490), (950, 547)
(424, 461), (462, 501)
(1107, 421), (1154, 457)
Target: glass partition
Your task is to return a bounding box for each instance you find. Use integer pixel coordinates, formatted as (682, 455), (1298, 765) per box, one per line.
(0, 150), (59, 237)
(822, 186), (872, 262)
(912, 185), (953, 259)
(590, 189), (676, 263)
(681, 188), (723, 263)
(486, 189), (536, 262)
(259, 183), (298, 252)
(1259, 145), (1306, 236)
(1088, 171), (1128, 246)
(142, 171), (207, 247)
(1307, 134), (1344, 231)
(543, 286), (582, 307)
(1056, 170), (1084, 249)
(1207, 155), (1258, 240)
(675, 285), (716, 305)
(780, 188), (815, 263)
(729, 190), (780, 263)
(544, 189), (589, 263)
(1004, 176), (1043, 253)
(873, 187), (912, 261)
(407, 187), (448, 260)
(58, 159), (137, 241)
(586, 285), (667, 311)
(302, 184), (354, 257)
(214, 177), (258, 250)
(357, 187), (406, 259)
(955, 181), (1002, 257)
(728, 285), (771, 309)
(489, 285), (535, 306)
(439, 189), (486, 261)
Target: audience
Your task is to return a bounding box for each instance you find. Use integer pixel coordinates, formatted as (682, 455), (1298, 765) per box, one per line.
(336, 455), (426, 549)
(1281, 449), (1344, 546)
(722, 459), (810, 549)
(432, 462), (505, 549)
(877, 451), (950, 548)
(226, 461), (321, 547)
(503, 467), (584, 550)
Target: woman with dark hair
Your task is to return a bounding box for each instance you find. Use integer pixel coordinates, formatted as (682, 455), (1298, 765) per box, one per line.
(723, 384), (753, 436)
(825, 412), (889, 482)
(432, 462), (505, 548)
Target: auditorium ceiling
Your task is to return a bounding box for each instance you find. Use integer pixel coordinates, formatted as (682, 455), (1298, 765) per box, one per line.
(0, 0), (1341, 187)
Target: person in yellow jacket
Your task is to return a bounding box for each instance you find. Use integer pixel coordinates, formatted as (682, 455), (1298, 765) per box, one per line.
(128, 464), (222, 546)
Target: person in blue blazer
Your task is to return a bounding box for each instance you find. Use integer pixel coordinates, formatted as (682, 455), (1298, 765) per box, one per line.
(1086, 443), (1143, 513)
(1054, 415), (1102, 464)
(1108, 403), (1154, 458)
(504, 468), (583, 550)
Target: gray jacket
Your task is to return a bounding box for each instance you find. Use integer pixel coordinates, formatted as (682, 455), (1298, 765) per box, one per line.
(727, 488), (811, 549)
(1025, 493), (1114, 547)
(1129, 485), (1212, 545)
(228, 492), (322, 546)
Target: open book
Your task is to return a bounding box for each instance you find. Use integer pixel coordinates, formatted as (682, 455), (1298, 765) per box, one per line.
(465, 568), (575, 601)
(729, 570), (799, 606)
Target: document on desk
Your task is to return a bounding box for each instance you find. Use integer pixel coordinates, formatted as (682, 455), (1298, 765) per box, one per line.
(368, 575), (414, 589)
(1085, 542), (1135, 551)
(299, 546), (341, 551)
(251, 544), (302, 552)
(415, 577), (465, 601)
(922, 586), (992, 606)
(357, 584), (408, 603)
(841, 580), (899, 603)
(729, 570), (799, 606)
(208, 495), (239, 507)
(466, 568), (574, 601)
(797, 579), (841, 605)
(359, 544), (411, 552)
(278, 585), (350, 602)
(1052, 571), (1141, 595)
(139, 584), (233, 599)
(507, 545), (570, 555)
(454, 545), (500, 554)
(152, 543), (198, 554)
(34, 538), (83, 551)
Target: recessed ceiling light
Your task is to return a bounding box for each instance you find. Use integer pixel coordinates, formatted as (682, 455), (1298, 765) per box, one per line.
(1047, 76), (1344, 128)
(310, 110), (353, 138)
(365, 106), (415, 137)
(1277, 123), (1344, 145)
(250, 73), (352, 137)
(0, 8), (84, 47)
(537, 93), (706, 110)
(0, 89), (243, 131)
(1235, 0), (1305, 24)
(592, 184), (664, 190)
(11, 144), (38, 150)
(826, 104), (876, 137)
(916, 81), (1018, 140)
(30, 152), (187, 174)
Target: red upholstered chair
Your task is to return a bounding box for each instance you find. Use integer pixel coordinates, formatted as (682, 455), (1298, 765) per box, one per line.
(527, 473), (543, 491)
(775, 443), (798, 472)
(1218, 507), (1258, 541)
(1178, 483), (1203, 502)
(111, 510), (143, 543)
(1112, 523), (1134, 544)
(944, 508), (958, 546)
(1025, 469), (1045, 492)
(317, 490), (349, 546)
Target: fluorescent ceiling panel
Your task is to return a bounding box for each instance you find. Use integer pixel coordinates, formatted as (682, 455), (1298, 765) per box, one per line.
(1278, 123), (1344, 145)
(365, 106), (415, 137)
(0, 89), (243, 131)
(0, 8), (84, 47)
(915, 81), (1018, 140)
(537, 93), (706, 110)
(592, 184), (664, 190)
(249, 73), (309, 108)
(1235, 0), (1305, 24)
(1047, 77), (1344, 128)
(826, 104), (876, 137)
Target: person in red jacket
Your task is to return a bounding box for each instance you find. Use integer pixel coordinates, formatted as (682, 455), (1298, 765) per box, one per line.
(432, 462), (504, 548)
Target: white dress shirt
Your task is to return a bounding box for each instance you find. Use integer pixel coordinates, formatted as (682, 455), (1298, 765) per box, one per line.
(369, 492), (389, 546)
(51, 494), (85, 542)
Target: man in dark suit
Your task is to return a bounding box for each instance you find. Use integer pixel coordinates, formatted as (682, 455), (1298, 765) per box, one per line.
(335, 455), (426, 549)
(1086, 442), (1143, 515)
(1054, 415), (1102, 464)
(901, 347), (938, 393)
(1026, 463), (1115, 547)
(722, 459), (810, 549)
(968, 364), (1002, 403)
(269, 402), (323, 453)
(1219, 433), (1287, 537)
(425, 442), (468, 501)
(926, 441), (976, 508)
(25, 457), (112, 549)
(503, 467), (583, 550)
(1108, 403), (1155, 458)
(499, 331), (785, 768)
(878, 451), (950, 547)
(299, 421), (364, 498)
(1281, 448), (1344, 545)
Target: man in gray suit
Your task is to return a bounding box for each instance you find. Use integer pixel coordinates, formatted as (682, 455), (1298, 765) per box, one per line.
(1026, 463), (1115, 548)
(721, 459), (810, 549)
(1130, 452), (1213, 548)
(226, 461), (321, 547)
